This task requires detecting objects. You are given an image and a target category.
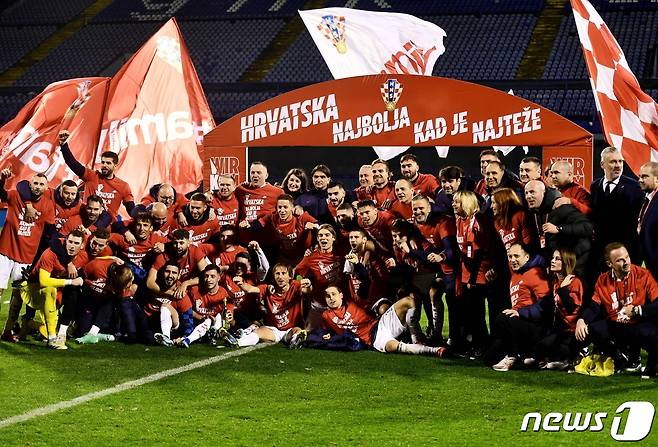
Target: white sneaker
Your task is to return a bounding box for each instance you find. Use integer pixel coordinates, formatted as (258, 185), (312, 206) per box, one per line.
(96, 333), (115, 342)
(154, 333), (173, 347)
(546, 360), (570, 371)
(493, 355), (517, 372)
(47, 336), (68, 350)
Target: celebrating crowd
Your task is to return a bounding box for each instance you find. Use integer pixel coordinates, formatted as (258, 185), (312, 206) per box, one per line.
(1, 128), (658, 378)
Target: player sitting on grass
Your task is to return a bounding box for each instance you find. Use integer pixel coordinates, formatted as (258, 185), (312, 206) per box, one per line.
(232, 262), (310, 348)
(149, 262), (194, 347)
(174, 264), (237, 348)
(320, 286), (446, 357)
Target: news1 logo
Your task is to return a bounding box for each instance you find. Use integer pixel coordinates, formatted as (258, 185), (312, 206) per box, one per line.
(521, 402), (655, 441)
(209, 156), (240, 190)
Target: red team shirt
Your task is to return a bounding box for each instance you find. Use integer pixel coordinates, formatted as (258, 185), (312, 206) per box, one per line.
(358, 211), (395, 254)
(108, 232), (167, 269)
(369, 183), (396, 209)
(259, 280), (305, 331)
(152, 244), (207, 281)
(173, 218), (221, 244)
(0, 190), (56, 263)
(295, 251), (343, 305)
(494, 211), (537, 252)
(321, 301), (378, 346)
(456, 214), (494, 285)
(509, 266), (551, 311)
(235, 183), (284, 223)
(592, 265), (658, 323)
(210, 195), (240, 227)
(221, 275), (261, 319)
(410, 173), (439, 197)
(82, 257), (116, 299)
(388, 200), (413, 221)
(553, 278), (584, 332)
(189, 285), (231, 318)
(258, 211), (316, 260)
(417, 215), (457, 276)
(82, 168), (134, 217)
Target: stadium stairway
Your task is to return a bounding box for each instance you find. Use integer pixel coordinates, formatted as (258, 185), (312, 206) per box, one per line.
(0, 0), (114, 87)
(516, 0), (568, 80)
(239, 0), (327, 82)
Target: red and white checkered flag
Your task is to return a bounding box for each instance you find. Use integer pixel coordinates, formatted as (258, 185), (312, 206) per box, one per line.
(571, 0), (658, 174)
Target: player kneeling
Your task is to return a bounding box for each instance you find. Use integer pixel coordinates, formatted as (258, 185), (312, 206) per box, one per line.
(322, 286), (447, 356)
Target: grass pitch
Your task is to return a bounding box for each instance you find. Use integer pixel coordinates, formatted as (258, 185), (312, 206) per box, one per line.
(1, 295), (658, 446)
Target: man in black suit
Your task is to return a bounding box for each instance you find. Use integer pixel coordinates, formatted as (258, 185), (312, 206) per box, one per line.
(590, 146), (644, 273)
(638, 161), (658, 281)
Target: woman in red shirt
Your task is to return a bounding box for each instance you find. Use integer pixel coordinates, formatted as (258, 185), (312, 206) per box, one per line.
(491, 188), (538, 252)
(532, 248), (585, 370)
(453, 190), (496, 357)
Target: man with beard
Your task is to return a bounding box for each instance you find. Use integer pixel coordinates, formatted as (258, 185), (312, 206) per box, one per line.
(369, 159), (396, 210)
(399, 154), (439, 197)
(389, 179), (414, 221)
(240, 194), (317, 264)
(146, 229), (209, 299)
(175, 264), (234, 348)
(0, 170), (56, 342)
(638, 161), (658, 281)
(209, 174), (240, 227)
(324, 181), (348, 225)
(334, 203), (359, 256)
(58, 130), (135, 217)
(576, 243), (658, 377)
(343, 228), (389, 311)
(150, 262), (194, 347)
(59, 195), (111, 237)
(173, 192), (221, 244)
(108, 213), (167, 274)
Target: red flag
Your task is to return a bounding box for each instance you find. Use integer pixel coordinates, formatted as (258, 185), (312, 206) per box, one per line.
(97, 17), (215, 203)
(0, 77), (109, 189)
(571, 0), (658, 173)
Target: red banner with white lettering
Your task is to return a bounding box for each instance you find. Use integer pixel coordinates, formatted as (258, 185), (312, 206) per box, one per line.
(98, 17), (215, 203)
(0, 77), (109, 189)
(203, 75), (593, 187)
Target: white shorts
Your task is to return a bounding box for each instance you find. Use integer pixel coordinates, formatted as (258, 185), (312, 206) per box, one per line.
(0, 254), (30, 288)
(264, 326), (288, 343)
(373, 306), (405, 353)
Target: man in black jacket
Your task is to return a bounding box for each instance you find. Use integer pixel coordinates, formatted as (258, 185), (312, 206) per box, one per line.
(525, 180), (593, 277)
(590, 146), (644, 269)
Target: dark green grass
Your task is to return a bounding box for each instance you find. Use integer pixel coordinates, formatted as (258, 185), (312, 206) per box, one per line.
(1, 294), (658, 446)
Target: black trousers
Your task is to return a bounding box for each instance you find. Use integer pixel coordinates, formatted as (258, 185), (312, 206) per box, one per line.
(493, 313), (543, 358)
(532, 331), (586, 361)
(588, 319), (658, 370)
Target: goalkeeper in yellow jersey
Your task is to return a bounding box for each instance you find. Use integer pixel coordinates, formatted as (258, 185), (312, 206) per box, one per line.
(16, 230), (86, 349)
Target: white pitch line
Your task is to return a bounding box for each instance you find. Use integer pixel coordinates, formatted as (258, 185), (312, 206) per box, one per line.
(0, 344), (269, 429)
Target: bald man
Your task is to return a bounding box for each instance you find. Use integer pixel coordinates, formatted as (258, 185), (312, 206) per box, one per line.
(550, 161), (592, 216)
(525, 180), (592, 277)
